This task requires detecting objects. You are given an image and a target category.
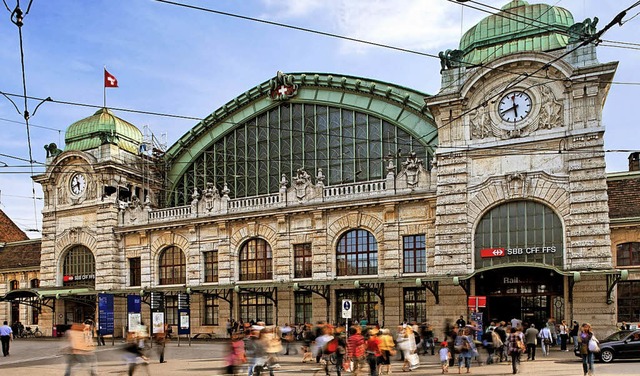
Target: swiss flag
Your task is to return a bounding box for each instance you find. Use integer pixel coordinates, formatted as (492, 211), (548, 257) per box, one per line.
(104, 68), (118, 88)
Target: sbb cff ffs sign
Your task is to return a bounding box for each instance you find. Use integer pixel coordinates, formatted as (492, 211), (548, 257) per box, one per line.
(480, 248), (505, 258)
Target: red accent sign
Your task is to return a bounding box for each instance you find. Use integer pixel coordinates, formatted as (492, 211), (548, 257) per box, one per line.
(468, 296), (487, 308)
(480, 248), (505, 258)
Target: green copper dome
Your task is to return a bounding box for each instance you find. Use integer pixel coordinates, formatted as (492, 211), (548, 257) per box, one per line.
(459, 0), (574, 65)
(64, 108), (142, 154)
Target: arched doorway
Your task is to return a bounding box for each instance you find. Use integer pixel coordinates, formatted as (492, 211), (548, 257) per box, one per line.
(61, 245), (96, 324)
(477, 267), (564, 329)
(474, 200), (566, 327)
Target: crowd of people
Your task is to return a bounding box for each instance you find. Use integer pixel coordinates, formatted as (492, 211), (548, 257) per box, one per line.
(220, 315), (612, 376)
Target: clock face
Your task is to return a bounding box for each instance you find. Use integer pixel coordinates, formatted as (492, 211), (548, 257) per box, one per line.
(498, 91), (532, 122)
(70, 173), (86, 195)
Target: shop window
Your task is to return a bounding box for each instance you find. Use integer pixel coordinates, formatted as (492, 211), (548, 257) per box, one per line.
(62, 246), (96, 287)
(159, 246), (186, 285)
(618, 281), (640, 322)
(239, 293), (273, 325)
(129, 257), (141, 287)
(294, 291), (312, 325)
(403, 288), (427, 323)
(239, 239), (272, 281)
(203, 251), (219, 283)
(165, 295), (178, 326)
(403, 235), (426, 273)
(616, 242), (640, 266)
(294, 243), (312, 278)
(203, 294), (219, 326)
(336, 229), (378, 276)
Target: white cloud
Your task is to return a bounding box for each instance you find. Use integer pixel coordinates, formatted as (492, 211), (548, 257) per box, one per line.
(259, 0), (326, 18)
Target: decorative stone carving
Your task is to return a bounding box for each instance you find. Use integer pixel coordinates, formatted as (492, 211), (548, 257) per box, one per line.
(269, 71), (298, 101)
(539, 85), (563, 129)
(506, 172), (526, 198)
(294, 168), (312, 200)
(203, 182), (219, 212)
(396, 152), (429, 190)
(469, 107), (492, 139)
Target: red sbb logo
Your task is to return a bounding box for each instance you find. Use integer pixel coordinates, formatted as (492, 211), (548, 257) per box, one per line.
(480, 248), (505, 258)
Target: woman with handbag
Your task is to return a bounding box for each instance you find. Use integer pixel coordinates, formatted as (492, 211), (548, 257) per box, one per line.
(579, 323), (598, 376)
(454, 327), (474, 374)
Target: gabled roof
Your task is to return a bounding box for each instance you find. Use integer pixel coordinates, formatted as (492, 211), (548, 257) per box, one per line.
(0, 209), (28, 242)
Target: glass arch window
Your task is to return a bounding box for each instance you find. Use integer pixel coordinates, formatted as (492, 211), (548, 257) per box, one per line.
(474, 200), (564, 268)
(336, 229), (378, 276)
(616, 242), (640, 266)
(239, 238), (273, 281)
(159, 246), (186, 285)
(169, 103), (431, 206)
(62, 246), (96, 287)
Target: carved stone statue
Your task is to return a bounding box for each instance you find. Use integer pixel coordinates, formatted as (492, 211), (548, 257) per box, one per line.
(294, 168), (311, 199)
(203, 182), (219, 212)
(568, 17), (599, 43)
(44, 143), (63, 158)
(438, 49), (465, 72)
(316, 168), (325, 187)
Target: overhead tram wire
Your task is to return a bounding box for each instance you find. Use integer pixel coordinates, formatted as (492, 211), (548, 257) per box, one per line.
(2, 0), (40, 231)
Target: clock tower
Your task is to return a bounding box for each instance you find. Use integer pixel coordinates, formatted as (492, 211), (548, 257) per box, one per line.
(33, 108), (162, 326)
(428, 1), (618, 328)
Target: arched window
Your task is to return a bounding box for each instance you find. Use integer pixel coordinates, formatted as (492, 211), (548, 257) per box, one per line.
(617, 242), (640, 266)
(474, 200), (563, 268)
(159, 246), (186, 285)
(62, 246), (96, 287)
(239, 238), (272, 281)
(336, 229), (378, 276)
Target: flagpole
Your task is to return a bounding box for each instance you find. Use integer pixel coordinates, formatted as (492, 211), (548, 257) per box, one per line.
(103, 66), (106, 108)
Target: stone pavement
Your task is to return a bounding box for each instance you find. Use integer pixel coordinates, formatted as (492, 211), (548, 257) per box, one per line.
(0, 339), (637, 376)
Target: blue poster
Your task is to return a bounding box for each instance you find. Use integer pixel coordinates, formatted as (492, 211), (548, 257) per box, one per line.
(128, 294), (141, 313)
(98, 293), (115, 335)
(178, 308), (190, 335)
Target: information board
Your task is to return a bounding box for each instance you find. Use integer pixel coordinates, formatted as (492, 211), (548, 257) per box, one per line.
(98, 293), (114, 335)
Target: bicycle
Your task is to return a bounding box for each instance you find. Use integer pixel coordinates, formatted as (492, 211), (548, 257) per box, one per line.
(20, 326), (43, 338)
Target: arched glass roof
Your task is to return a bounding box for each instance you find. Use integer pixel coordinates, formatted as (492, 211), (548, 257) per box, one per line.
(165, 73), (438, 206)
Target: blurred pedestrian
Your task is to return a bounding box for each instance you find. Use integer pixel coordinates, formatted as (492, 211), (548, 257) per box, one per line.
(559, 320), (569, 351)
(438, 341), (450, 374)
(570, 321), (580, 351)
(507, 327), (524, 374)
(378, 328), (394, 375)
(64, 323), (97, 376)
(225, 332), (246, 374)
(524, 324), (538, 360)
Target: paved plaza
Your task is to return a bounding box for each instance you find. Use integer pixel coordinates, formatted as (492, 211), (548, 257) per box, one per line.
(0, 338), (638, 376)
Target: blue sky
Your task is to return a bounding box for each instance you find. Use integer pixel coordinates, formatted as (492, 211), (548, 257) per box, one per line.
(1, 0), (638, 236)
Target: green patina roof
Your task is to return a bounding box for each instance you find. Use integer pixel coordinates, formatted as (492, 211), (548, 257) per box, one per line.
(460, 0), (574, 65)
(65, 108), (142, 154)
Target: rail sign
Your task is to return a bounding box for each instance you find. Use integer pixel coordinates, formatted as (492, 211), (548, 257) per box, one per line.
(341, 299), (352, 319)
(480, 248), (505, 258)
